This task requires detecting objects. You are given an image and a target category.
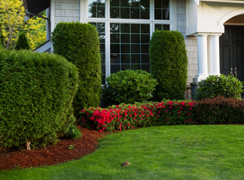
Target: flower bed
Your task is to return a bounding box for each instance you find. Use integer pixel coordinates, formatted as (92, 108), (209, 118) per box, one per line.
(79, 100), (197, 133)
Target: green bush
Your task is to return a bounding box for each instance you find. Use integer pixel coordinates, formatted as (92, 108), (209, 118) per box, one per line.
(65, 123), (82, 140)
(0, 49), (79, 149)
(195, 74), (243, 100)
(15, 32), (30, 50)
(0, 23), (4, 47)
(149, 30), (188, 100)
(52, 22), (102, 116)
(196, 96), (244, 124)
(103, 69), (157, 106)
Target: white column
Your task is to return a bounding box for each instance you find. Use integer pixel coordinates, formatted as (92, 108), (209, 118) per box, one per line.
(194, 33), (209, 83)
(209, 34), (221, 76)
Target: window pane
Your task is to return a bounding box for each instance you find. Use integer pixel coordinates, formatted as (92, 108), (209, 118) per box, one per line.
(155, 24), (170, 31)
(110, 23), (150, 74)
(88, 0), (105, 18)
(110, 0), (150, 19)
(155, 0), (170, 20)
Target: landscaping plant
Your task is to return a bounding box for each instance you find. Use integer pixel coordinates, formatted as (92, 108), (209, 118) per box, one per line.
(196, 96), (244, 124)
(0, 49), (79, 149)
(195, 74), (243, 100)
(52, 22), (102, 117)
(15, 32), (30, 50)
(80, 100), (197, 133)
(104, 69), (157, 106)
(149, 30), (188, 100)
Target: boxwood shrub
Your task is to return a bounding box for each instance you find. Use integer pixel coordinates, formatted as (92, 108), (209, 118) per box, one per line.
(149, 30), (188, 100)
(52, 22), (102, 116)
(0, 49), (79, 149)
(103, 69), (157, 106)
(195, 74), (243, 100)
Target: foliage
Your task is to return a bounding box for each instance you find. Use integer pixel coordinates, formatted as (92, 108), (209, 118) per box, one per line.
(0, 49), (79, 149)
(52, 22), (102, 116)
(79, 100), (197, 133)
(0, 0), (46, 49)
(66, 123), (82, 140)
(104, 69), (157, 106)
(149, 30), (188, 100)
(0, 23), (4, 46)
(195, 74), (243, 100)
(15, 32), (30, 50)
(196, 96), (244, 124)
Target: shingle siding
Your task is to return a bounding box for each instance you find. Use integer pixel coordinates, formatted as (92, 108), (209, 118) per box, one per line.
(54, 0), (80, 25)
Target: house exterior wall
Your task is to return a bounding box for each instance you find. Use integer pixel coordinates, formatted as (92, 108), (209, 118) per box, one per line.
(53, 0), (80, 26)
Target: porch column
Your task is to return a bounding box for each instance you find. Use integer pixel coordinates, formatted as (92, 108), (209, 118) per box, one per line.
(209, 34), (221, 76)
(194, 33), (209, 83)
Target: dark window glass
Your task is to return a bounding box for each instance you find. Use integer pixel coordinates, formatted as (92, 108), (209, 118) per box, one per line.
(88, 0), (105, 18)
(154, 0), (170, 20)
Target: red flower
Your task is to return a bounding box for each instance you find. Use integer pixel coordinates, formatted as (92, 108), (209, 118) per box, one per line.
(127, 123), (130, 126)
(99, 129), (103, 133)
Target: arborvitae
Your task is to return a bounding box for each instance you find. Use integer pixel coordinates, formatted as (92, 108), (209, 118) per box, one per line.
(15, 32), (30, 50)
(149, 30), (188, 100)
(52, 22), (102, 116)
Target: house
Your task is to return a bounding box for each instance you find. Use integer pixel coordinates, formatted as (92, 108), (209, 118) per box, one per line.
(23, 0), (244, 99)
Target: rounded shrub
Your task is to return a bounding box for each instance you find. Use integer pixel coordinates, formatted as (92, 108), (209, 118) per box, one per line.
(52, 22), (102, 117)
(149, 30), (188, 100)
(195, 74), (243, 100)
(104, 69), (157, 106)
(0, 49), (79, 149)
(15, 32), (30, 50)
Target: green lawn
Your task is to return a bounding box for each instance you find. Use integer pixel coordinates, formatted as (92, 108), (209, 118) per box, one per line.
(1, 125), (244, 180)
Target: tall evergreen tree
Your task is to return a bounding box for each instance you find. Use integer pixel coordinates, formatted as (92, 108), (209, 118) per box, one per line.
(15, 32), (30, 50)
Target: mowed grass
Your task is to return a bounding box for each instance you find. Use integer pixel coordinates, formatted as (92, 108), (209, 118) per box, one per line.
(1, 125), (244, 180)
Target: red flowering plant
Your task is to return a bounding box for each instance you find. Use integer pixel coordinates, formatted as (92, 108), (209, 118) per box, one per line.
(79, 100), (197, 133)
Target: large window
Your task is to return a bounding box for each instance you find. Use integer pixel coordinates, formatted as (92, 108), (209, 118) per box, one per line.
(110, 23), (150, 73)
(88, 0), (171, 83)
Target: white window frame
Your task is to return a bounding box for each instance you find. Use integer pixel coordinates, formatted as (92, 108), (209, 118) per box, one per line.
(81, 0), (177, 80)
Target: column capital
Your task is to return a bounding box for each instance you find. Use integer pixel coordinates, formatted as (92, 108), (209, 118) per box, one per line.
(194, 33), (209, 37)
(209, 33), (222, 37)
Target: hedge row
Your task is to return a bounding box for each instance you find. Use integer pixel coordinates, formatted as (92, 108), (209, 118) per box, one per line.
(80, 97), (244, 132)
(0, 49), (79, 149)
(79, 100), (196, 133)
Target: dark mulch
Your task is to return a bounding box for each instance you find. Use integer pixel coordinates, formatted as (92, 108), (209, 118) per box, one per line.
(0, 125), (110, 170)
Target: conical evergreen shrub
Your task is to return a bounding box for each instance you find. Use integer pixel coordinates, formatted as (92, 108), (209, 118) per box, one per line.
(15, 32), (30, 50)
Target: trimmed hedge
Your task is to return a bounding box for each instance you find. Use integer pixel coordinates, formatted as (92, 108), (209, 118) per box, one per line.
(80, 100), (197, 133)
(149, 30), (188, 100)
(104, 69), (157, 106)
(195, 74), (243, 100)
(0, 49), (79, 149)
(52, 22), (102, 116)
(196, 96), (244, 124)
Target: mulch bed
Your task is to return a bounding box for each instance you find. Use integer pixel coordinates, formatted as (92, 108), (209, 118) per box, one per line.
(0, 125), (111, 171)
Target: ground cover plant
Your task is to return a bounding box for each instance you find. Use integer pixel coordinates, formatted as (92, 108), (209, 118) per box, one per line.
(0, 49), (79, 150)
(104, 69), (157, 106)
(80, 100), (197, 133)
(1, 125), (244, 180)
(52, 22), (102, 117)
